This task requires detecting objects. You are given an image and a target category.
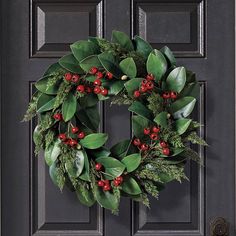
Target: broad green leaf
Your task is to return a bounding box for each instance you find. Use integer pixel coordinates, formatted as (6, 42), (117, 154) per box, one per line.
(95, 185), (119, 210)
(35, 76), (59, 95)
(70, 40), (100, 62)
(77, 105), (100, 130)
(121, 153), (141, 172)
(166, 67), (186, 93)
(159, 172), (175, 183)
(79, 94), (98, 108)
(128, 101), (153, 120)
(84, 75), (96, 82)
(80, 55), (102, 72)
(80, 133), (108, 149)
(134, 35), (153, 59)
(45, 139), (61, 166)
(79, 151), (90, 181)
(37, 94), (55, 112)
(147, 50), (167, 82)
(160, 46), (176, 66)
(124, 78), (143, 95)
(154, 111), (168, 128)
(59, 54), (84, 73)
(174, 118), (192, 135)
(102, 80), (125, 95)
(62, 93), (77, 122)
(65, 150), (85, 177)
(33, 125), (40, 144)
(111, 30), (134, 51)
(89, 147), (111, 159)
(49, 162), (65, 190)
(132, 115), (150, 138)
(119, 57), (137, 78)
(110, 140), (130, 159)
(180, 82), (200, 99)
(37, 97), (56, 113)
(96, 156), (125, 179)
(170, 96), (196, 119)
(98, 52), (122, 78)
(76, 185), (95, 207)
(122, 177), (142, 195)
(43, 62), (62, 77)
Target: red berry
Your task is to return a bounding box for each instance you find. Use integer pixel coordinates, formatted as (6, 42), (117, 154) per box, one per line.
(76, 85), (85, 93)
(170, 91), (178, 99)
(86, 86), (92, 93)
(150, 133), (158, 140)
(95, 163), (102, 171)
(142, 79), (148, 86)
(63, 138), (70, 145)
(101, 88), (108, 96)
(96, 71), (103, 80)
(94, 79), (102, 86)
(160, 141), (167, 148)
(141, 143), (149, 151)
(162, 147), (170, 156)
(58, 133), (67, 141)
(98, 180), (105, 187)
(64, 72), (72, 81)
(71, 127), (79, 134)
(94, 86), (101, 94)
(103, 180), (110, 185)
(146, 74), (154, 81)
(162, 92), (170, 99)
(53, 113), (62, 120)
(140, 85), (147, 93)
(133, 138), (141, 146)
(113, 179), (121, 187)
(146, 81), (154, 90)
(116, 176), (123, 183)
(78, 132), (85, 139)
(71, 74), (79, 83)
(89, 67), (98, 75)
(103, 184), (111, 191)
(106, 72), (113, 79)
(69, 139), (78, 146)
(133, 90), (141, 98)
(152, 126), (160, 133)
(143, 128), (150, 135)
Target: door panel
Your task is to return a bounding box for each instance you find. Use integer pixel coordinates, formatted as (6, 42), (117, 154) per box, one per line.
(1, 0), (235, 236)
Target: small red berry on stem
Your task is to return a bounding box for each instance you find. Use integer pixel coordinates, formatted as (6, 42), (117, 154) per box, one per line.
(162, 92), (170, 99)
(78, 132), (85, 139)
(170, 91), (178, 99)
(103, 184), (111, 191)
(146, 74), (154, 81)
(160, 141), (167, 148)
(133, 90), (141, 98)
(89, 67), (98, 75)
(141, 143), (149, 151)
(142, 79), (148, 86)
(96, 71), (103, 80)
(150, 133), (158, 140)
(94, 86), (101, 94)
(133, 138), (141, 146)
(69, 139), (78, 147)
(71, 127), (79, 134)
(58, 133), (67, 141)
(76, 85), (85, 93)
(101, 88), (108, 96)
(162, 147), (170, 156)
(71, 74), (79, 83)
(95, 163), (102, 171)
(106, 72), (113, 79)
(146, 81), (154, 90)
(64, 72), (72, 81)
(140, 85), (148, 93)
(113, 179), (121, 187)
(98, 180), (105, 187)
(152, 126), (160, 133)
(143, 128), (150, 135)
(53, 113), (62, 120)
(94, 79), (102, 86)
(116, 176), (123, 183)
(86, 86), (92, 93)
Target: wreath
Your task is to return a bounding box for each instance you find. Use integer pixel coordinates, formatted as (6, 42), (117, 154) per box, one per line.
(24, 31), (207, 213)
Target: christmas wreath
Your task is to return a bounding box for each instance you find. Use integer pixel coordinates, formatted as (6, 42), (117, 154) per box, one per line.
(24, 31), (207, 213)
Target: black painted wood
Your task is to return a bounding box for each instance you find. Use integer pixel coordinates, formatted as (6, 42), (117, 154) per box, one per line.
(0, 0), (235, 235)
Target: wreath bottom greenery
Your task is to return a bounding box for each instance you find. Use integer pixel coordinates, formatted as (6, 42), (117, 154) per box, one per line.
(24, 31), (207, 214)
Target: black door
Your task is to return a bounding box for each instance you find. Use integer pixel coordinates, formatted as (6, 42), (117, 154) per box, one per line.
(1, 0), (235, 235)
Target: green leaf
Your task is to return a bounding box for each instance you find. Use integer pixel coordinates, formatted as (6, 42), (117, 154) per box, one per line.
(132, 115), (150, 138)
(166, 67), (186, 93)
(33, 125), (40, 144)
(180, 82), (200, 99)
(96, 156), (125, 179)
(95, 185), (119, 210)
(79, 151), (90, 181)
(35, 76), (59, 95)
(111, 30), (134, 51)
(154, 111), (168, 128)
(159, 173), (175, 183)
(122, 177), (142, 195)
(170, 96), (196, 119)
(79, 94), (98, 108)
(121, 153), (141, 172)
(59, 54), (84, 73)
(76, 185), (95, 207)
(102, 80), (125, 95)
(37, 94), (55, 112)
(89, 147), (111, 159)
(80, 55), (102, 72)
(147, 50), (167, 81)
(62, 93), (77, 122)
(98, 52), (122, 78)
(43, 62), (62, 77)
(45, 139), (61, 166)
(70, 40), (100, 62)
(124, 78), (143, 95)
(119, 57), (137, 78)
(80, 133), (108, 149)
(110, 140), (130, 159)
(160, 46), (176, 66)
(174, 118), (192, 135)
(134, 35), (153, 59)
(37, 96), (56, 113)
(128, 101), (153, 120)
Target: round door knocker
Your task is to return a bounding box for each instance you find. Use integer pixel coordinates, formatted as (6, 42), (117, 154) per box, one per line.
(210, 217), (229, 236)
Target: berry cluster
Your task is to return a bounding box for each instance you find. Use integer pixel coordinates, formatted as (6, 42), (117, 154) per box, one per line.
(162, 91), (178, 99)
(89, 67), (113, 96)
(64, 72), (80, 83)
(133, 74), (155, 98)
(143, 125), (160, 141)
(159, 141), (170, 156)
(53, 113), (63, 120)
